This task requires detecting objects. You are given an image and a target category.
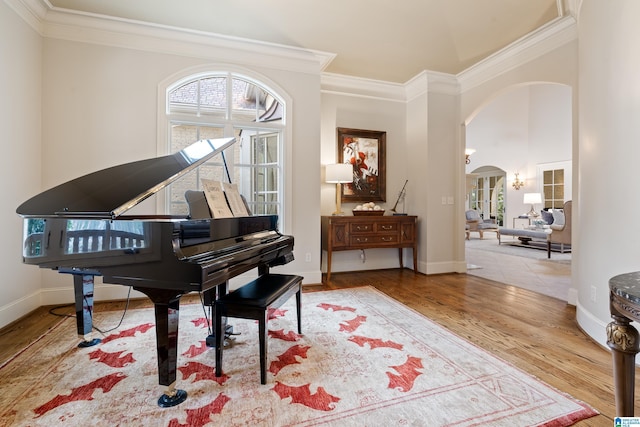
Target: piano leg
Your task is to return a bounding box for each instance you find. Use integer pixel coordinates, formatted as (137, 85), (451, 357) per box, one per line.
(137, 289), (188, 407)
(71, 271), (101, 348)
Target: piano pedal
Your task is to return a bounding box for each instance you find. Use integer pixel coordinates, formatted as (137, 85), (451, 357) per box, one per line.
(223, 335), (236, 348)
(78, 338), (101, 348)
(205, 324), (236, 348)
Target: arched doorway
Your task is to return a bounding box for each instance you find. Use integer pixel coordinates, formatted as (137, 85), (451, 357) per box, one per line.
(468, 166), (506, 226)
(463, 82), (572, 301)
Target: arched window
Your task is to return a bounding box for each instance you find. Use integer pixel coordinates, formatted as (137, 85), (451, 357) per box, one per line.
(165, 72), (285, 218)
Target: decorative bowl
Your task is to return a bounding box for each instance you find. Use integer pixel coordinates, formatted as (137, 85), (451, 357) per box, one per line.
(352, 210), (385, 216)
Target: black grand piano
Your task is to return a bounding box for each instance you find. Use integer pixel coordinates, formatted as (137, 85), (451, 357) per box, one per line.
(16, 137), (294, 407)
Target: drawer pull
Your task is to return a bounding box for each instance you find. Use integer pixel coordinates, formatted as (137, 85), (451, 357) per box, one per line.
(355, 226), (369, 231)
(381, 237), (393, 241)
(381, 225), (392, 230)
(356, 238), (368, 243)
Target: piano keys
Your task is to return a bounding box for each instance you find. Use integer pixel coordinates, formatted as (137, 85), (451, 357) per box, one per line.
(16, 138), (295, 407)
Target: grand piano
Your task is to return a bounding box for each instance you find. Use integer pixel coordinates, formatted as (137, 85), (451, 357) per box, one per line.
(16, 137), (295, 407)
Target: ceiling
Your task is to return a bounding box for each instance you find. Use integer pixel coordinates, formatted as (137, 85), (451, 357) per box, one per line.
(47, 0), (561, 83)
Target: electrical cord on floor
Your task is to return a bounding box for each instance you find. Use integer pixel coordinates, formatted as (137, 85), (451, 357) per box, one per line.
(92, 286), (132, 334)
(198, 291), (212, 336)
(46, 286), (133, 335)
(48, 303), (76, 319)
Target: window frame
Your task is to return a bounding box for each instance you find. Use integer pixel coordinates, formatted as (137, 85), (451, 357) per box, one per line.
(156, 66), (292, 232)
(536, 160), (572, 210)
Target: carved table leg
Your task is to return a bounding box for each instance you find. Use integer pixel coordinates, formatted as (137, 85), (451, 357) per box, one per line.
(607, 314), (640, 417)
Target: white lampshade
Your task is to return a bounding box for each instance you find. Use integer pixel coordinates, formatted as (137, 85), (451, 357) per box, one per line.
(523, 193), (542, 204)
(326, 163), (352, 183)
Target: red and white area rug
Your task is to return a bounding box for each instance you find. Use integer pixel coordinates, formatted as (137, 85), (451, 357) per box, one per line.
(0, 286), (596, 426)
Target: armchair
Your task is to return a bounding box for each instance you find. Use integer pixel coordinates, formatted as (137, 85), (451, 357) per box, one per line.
(548, 200), (571, 250)
(465, 210), (498, 240)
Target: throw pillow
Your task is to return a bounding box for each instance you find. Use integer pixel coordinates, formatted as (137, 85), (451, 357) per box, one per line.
(552, 209), (565, 226)
(541, 210), (554, 225)
(466, 210), (480, 221)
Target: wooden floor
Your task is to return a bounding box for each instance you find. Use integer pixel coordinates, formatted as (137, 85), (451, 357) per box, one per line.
(0, 269), (626, 426)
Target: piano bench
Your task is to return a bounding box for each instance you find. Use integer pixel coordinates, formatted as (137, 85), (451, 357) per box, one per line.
(215, 274), (303, 384)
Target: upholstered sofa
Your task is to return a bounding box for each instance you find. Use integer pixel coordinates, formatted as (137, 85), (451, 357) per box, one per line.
(497, 200), (572, 258)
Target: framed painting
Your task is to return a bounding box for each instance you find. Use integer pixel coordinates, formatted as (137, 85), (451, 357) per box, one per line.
(337, 127), (386, 203)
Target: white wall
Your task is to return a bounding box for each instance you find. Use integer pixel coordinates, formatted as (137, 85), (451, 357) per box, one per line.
(465, 84), (572, 223)
(320, 89), (410, 273)
(0, 9), (325, 328)
(6, 1), (616, 352)
(405, 81), (431, 273)
(320, 73), (461, 276)
(1, 1), (43, 328)
(576, 1), (640, 348)
(423, 90), (461, 273)
(38, 38), (322, 301)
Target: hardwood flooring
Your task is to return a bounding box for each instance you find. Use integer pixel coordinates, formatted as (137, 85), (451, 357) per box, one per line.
(0, 269), (624, 426)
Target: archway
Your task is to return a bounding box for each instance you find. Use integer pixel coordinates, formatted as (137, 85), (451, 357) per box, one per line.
(467, 166), (506, 226)
(463, 82), (572, 300)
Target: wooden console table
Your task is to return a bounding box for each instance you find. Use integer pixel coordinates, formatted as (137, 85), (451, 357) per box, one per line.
(321, 215), (417, 281)
(608, 271), (640, 416)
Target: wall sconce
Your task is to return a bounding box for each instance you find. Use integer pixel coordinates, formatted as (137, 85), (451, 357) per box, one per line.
(512, 173), (524, 190)
(326, 163), (353, 215)
(465, 148), (476, 164)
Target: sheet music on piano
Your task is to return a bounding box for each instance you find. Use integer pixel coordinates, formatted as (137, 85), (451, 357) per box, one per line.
(201, 179), (250, 218)
(223, 182), (249, 217)
(201, 179), (233, 218)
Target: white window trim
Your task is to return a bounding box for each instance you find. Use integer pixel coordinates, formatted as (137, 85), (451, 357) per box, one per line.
(535, 160), (572, 206)
(156, 63), (293, 233)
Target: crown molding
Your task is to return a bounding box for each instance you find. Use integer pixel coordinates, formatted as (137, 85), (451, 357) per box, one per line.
(405, 71), (459, 101)
(43, 7), (335, 76)
(3, 0), (48, 32)
(8, 0), (575, 101)
(321, 70), (458, 103)
(457, 15), (577, 93)
(321, 73), (406, 102)
(12, 0), (334, 76)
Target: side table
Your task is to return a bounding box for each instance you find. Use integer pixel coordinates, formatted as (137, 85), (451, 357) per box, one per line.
(321, 215), (417, 282)
(608, 271), (640, 417)
(512, 216), (531, 228)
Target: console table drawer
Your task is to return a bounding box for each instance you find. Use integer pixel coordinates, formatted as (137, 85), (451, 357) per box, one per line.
(350, 234), (398, 246)
(350, 222), (398, 233)
(350, 222), (374, 233)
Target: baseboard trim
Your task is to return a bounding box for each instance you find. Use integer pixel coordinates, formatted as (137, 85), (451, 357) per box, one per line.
(575, 300), (608, 350)
(2, 268), (324, 330)
(0, 291), (41, 330)
(425, 261), (463, 275)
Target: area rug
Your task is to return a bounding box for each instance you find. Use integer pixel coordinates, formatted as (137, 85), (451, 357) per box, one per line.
(0, 287), (596, 426)
(466, 237), (571, 263)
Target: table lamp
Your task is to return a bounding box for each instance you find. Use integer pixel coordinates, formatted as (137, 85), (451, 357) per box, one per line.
(523, 192), (542, 217)
(326, 163), (352, 215)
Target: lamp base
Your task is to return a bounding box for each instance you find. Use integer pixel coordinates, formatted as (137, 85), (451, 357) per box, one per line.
(526, 206), (539, 217)
(332, 183), (345, 216)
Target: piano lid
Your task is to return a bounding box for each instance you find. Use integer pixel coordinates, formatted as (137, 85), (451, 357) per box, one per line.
(16, 138), (236, 219)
